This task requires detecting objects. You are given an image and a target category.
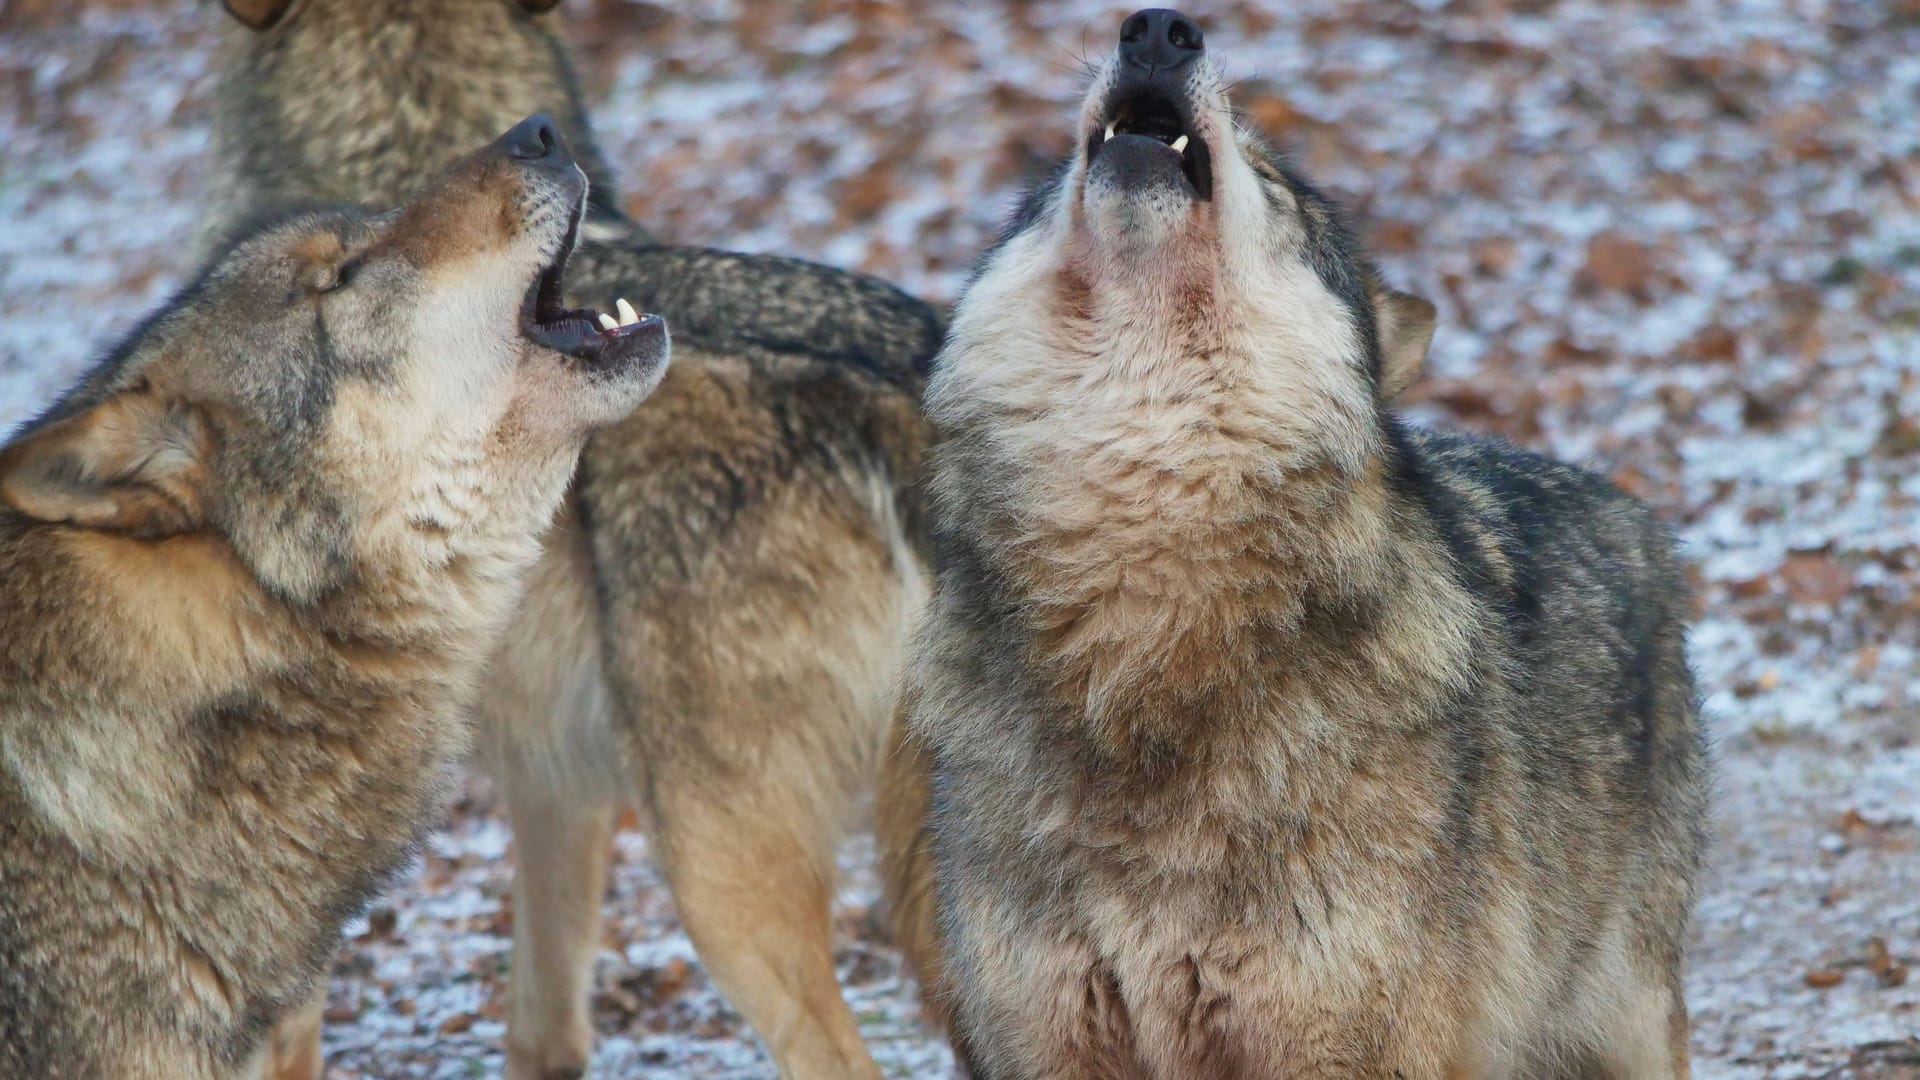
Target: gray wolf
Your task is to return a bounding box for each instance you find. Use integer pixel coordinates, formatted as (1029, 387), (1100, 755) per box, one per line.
(901, 9), (1709, 1078)
(207, 2), (942, 1078)
(0, 115), (667, 1079)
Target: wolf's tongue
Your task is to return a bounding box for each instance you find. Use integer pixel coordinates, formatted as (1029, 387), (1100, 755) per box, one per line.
(1101, 123), (1191, 158)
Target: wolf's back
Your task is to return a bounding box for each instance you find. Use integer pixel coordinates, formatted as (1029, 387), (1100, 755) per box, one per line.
(563, 241), (944, 571)
(568, 243), (946, 387)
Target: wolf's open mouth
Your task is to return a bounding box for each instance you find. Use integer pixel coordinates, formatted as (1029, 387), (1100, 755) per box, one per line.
(519, 200), (661, 366)
(1086, 82), (1214, 201)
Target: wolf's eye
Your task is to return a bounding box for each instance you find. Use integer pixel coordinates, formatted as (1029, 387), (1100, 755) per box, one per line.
(299, 257), (360, 296)
(298, 263), (338, 295)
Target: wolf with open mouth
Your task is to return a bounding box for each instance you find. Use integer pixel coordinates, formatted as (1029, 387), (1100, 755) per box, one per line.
(208, 3), (944, 1074)
(0, 116), (667, 1079)
(902, 10), (1708, 1079)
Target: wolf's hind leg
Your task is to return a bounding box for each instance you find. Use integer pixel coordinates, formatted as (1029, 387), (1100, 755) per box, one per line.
(587, 467), (918, 1079)
(647, 764), (884, 1080)
(576, 414), (925, 1078)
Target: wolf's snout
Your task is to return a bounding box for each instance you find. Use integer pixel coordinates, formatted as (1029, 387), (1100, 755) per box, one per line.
(500, 113), (572, 169)
(1119, 9), (1204, 72)
(1086, 9), (1213, 202)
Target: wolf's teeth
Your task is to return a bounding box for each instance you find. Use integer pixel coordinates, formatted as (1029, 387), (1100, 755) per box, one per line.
(597, 312), (619, 332)
(1172, 135), (1189, 154)
(615, 298), (639, 327)
(1104, 122), (1116, 142)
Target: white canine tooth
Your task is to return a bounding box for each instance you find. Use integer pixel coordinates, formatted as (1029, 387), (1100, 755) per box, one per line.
(615, 298), (640, 327)
(1172, 135), (1189, 154)
(597, 312), (619, 332)
(1105, 122), (1116, 142)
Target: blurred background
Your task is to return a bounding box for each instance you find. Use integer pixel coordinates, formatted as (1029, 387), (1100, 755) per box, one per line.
(2, 0), (1916, 1076)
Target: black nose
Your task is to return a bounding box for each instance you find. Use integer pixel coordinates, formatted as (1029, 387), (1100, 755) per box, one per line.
(501, 113), (570, 165)
(1119, 8), (1204, 72)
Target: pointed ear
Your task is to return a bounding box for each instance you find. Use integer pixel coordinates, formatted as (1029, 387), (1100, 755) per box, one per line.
(517, 0), (566, 12)
(222, 0), (296, 30)
(1373, 287), (1435, 400)
(0, 390), (213, 539)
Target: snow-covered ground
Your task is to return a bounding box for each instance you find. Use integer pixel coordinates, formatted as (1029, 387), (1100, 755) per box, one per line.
(3, 0), (1916, 1076)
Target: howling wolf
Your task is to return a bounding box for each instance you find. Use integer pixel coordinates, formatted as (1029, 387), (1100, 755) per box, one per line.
(901, 10), (1709, 1078)
(0, 116), (667, 1080)
(206, 2), (941, 1077)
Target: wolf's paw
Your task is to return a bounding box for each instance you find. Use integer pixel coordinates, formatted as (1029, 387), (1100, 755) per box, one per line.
(504, 1037), (590, 1080)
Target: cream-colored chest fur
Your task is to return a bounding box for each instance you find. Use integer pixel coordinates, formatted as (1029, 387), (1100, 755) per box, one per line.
(935, 253), (1387, 732)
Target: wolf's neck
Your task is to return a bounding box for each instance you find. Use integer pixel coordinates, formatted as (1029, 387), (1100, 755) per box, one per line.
(940, 280), (1396, 754)
(304, 444), (576, 683)
(962, 266), (1385, 577)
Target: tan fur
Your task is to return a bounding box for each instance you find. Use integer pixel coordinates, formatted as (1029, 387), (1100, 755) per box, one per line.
(875, 700), (948, 1030)
(266, 992), (324, 1080)
(0, 391), (213, 538)
(204, 4), (946, 1073)
(231, 497), (610, 1080)
(481, 346), (931, 1080)
(1374, 286), (1436, 399)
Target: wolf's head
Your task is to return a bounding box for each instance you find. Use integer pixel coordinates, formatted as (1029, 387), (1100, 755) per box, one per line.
(1, 115), (666, 605)
(210, 0), (631, 241)
(932, 9), (1434, 474)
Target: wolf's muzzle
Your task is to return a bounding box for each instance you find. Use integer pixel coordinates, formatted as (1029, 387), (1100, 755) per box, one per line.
(1087, 9), (1214, 201)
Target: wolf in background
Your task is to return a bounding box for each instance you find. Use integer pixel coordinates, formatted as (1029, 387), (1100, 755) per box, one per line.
(0, 116), (666, 1079)
(898, 9), (1708, 1078)
(208, 1), (942, 1077)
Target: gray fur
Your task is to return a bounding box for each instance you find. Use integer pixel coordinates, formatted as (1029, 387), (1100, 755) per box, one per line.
(909, 19), (1709, 1079)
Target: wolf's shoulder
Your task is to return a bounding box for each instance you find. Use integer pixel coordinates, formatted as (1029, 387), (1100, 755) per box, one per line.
(1384, 417), (1684, 612)
(1390, 420), (1657, 533)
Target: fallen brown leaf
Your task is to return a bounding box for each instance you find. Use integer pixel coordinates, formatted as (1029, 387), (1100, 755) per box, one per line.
(1581, 232), (1659, 295)
(655, 955), (693, 998)
(1805, 968), (1846, 989)
(1474, 236), (1520, 276)
(1779, 553), (1852, 606)
(1683, 324), (1741, 364)
(1866, 937), (1910, 988)
(437, 1012), (476, 1036)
